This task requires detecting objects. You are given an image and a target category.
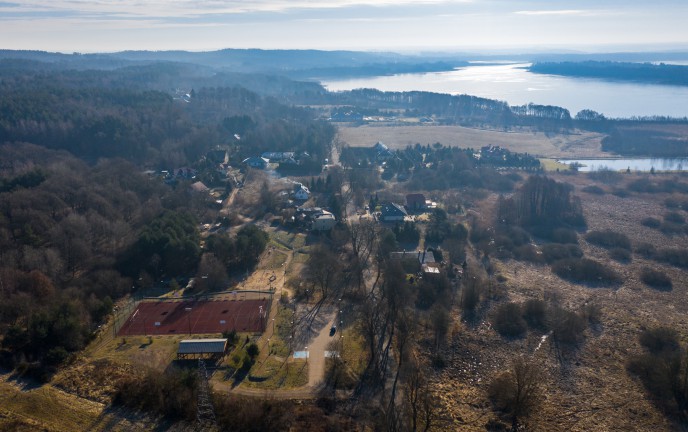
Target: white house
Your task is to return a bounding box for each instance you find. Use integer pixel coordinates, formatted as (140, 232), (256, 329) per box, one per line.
(294, 183), (311, 200)
(312, 213), (336, 231)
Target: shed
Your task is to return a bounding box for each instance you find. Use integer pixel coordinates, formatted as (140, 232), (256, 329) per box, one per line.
(177, 338), (228, 360)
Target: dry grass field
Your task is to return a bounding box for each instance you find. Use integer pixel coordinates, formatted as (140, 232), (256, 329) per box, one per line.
(427, 172), (688, 431)
(337, 124), (608, 158)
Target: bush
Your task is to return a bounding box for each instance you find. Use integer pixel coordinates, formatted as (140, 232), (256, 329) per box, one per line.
(541, 243), (583, 264)
(627, 327), (688, 418)
(550, 228), (579, 244)
(522, 299), (548, 330)
(639, 327), (680, 355)
(640, 267), (673, 290)
(551, 258), (622, 286)
(549, 307), (587, 345)
(582, 185), (605, 195)
(665, 211), (686, 224)
(635, 242), (656, 258)
(493, 303), (527, 338)
(513, 244), (545, 264)
(611, 188), (630, 198)
(585, 230), (631, 250)
(654, 248), (688, 269)
(609, 247), (632, 263)
(660, 222), (685, 234)
(641, 217), (662, 228)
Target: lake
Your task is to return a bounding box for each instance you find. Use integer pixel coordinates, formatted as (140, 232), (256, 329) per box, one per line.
(557, 158), (688, 172)
(321, 63), (688, 119)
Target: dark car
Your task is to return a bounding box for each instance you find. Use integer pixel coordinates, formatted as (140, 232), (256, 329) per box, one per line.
(329, 325), (337, 336)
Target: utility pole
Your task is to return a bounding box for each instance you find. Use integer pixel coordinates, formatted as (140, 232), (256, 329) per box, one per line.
(197, 359), (217, 430)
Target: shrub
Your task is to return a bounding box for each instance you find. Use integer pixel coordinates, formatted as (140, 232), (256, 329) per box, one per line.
(660, 222), (685, 234)
(611, 188), (629, 198)
(541, 243), (583, 264)
(665, 212), (686, 224)
(639, 327), (680, 355)
(640, 267), (673, 290)
(582, 185), (605, 195)
(513, 244), (545, 264)
(551, 258), (622, 286)
(585, 230), (631, 250)
(627, 327), (688, 418)
(493, 303), (527, 338)
(246, 343), (260, 359)
(654, 248), (688, 269)
(549, 307), (587, 345)
(522, 299), (548, 330)
(550, 228), (579, 244)
(641, 217), (661, 228)
(635, 242), (656, 258)
(609, 247), (632, 263)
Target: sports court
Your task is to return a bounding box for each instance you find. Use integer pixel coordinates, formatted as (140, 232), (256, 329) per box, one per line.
(117, 298), (270, 336)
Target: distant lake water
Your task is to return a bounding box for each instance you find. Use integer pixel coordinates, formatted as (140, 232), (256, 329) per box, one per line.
(321, 63), (688, 119)
(557, 158), (688, 172)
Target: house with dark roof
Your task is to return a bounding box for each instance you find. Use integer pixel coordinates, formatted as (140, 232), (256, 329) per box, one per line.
(242, 156), (269, 169)
(406, 193), (426, 212)
(380, 203), (408, 222)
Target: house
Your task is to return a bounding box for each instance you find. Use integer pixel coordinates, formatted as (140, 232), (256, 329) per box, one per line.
(374, 141), (395, 161)
(261, 152), (296, 163)
(406, 193), (426, 211)
(312, 213), (336, 231)
(294, 183), (311, 200)
(173, 167), (197, 179)
(380, 203), (408, 222)
(242, 156), (269, 169)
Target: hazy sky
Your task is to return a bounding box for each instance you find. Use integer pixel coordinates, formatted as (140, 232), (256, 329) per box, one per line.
(1, 0), (687, 53)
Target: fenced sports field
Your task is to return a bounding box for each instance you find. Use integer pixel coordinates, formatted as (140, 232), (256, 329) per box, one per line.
(117, 296), (271, 336)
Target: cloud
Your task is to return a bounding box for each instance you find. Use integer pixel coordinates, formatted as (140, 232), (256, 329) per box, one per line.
(514, 9), (600, 16)
(2, 0), (474, 19)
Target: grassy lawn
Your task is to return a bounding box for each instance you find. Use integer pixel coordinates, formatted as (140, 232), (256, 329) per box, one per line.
(0, 379), (103, 431)
(242, 358), (308, 390)
(259, 248), (288, 270)
(271, 230), (307, 250)
(540, 158), (573, 171)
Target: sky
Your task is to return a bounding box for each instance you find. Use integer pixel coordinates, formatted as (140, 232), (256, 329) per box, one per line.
(1, 0), (687, 53)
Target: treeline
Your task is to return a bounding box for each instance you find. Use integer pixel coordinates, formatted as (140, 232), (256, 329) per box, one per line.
(602, 125), (688, 157)
(0, 63), (334, 167)
(530, 61), (688, 87)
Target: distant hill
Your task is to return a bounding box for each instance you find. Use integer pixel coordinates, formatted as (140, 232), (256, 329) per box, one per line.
(529, 61), (688, 86)
(0, 48), (467, 79)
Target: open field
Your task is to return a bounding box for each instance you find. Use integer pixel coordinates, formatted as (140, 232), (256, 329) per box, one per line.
(118, 298), (271, 336)
(429, 172), (688, 431)
(337, 124), (608, 158)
